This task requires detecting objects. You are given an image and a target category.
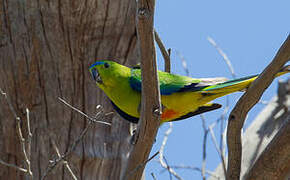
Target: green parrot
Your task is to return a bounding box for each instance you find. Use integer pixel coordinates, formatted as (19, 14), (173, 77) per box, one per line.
(89, 60), (289, 124)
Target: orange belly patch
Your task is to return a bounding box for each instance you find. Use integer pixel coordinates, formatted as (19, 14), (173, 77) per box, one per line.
(161, 109), (179, 120)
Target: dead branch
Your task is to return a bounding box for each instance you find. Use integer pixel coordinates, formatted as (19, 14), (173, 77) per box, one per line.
(207, 36), (236, 78)
(208, 124), (227, 177)
(41, 99), (109, 180)
(226, 35), (290, 180)
(0, 159), (28, 173)
(51, 140), (78, 180)
(176, 50), (189, 76)
(200, 115), (208, 180)
(207, 36), (238, 178)
(161, 165), (219, 179)
(159, 123), (182, 180)
(154, 29), (171, 72)
(58, 97), (111, 126)
(151, 172), (157, 180)
(0, 89), (33, 179)
(125, 0), (161, 179)
(25, 108), (33, 177)
(126, 151), (159, 179)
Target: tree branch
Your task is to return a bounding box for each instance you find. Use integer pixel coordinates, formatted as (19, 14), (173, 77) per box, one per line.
(0, 89), (33, 179)
(125, 0), (161, 179)
(51, 140), (78, 180)
(226, 35), (290, 180)
(159, 123), (182, 180)
(0, 159), (28, 173)
(41, 99), (109, 180)
(154, 29), (171, 72)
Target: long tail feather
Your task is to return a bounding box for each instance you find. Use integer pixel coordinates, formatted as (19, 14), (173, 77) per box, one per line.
(203, 65), (289, 93)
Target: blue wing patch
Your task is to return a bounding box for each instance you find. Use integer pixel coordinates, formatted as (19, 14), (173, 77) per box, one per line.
(129, 69), (207, 95)
(129, 76), (186, 95)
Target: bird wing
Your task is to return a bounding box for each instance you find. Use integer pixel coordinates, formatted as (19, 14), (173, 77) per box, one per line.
(129, 69), (228, 95)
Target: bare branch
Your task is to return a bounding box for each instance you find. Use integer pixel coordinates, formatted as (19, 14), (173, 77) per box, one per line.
(207, 36), (236, 78)
(0, 89), (33, 179)
(209, 124), (227, 177)
(176, 50), (189, 76)
(16, 114), (32, 179)
(26, 108), (33, 178)
(51, 140), (78, 180)
(0, 88), (18, 118)
(126, 151), (159, 179)
(162, 165), (219, 179)
(226, 35), (290, 179)
(154, 29), (171, 72)
(159, 123), (183, 180)
(200, 115), (208, 180)
(207, 37), (235, 177)
(151, 172), (157, 180)
(163, 156), (173, 180)
(58, 97), (111, 126)
(41, 103), (107, 180)
(0, 159), (28, 173)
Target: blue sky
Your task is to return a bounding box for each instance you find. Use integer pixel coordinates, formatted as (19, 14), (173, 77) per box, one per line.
(145, 1), (289, 179)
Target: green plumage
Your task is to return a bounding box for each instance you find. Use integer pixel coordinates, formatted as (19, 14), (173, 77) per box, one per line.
(89, 60), (289, 124)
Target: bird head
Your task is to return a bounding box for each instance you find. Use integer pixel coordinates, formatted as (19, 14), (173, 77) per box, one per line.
(89, 60), (129, 89)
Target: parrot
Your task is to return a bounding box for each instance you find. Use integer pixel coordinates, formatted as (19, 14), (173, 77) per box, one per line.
(89, 60), (289, 124)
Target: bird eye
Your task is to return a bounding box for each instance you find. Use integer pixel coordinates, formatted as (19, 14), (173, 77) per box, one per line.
(104, 62), (110, 68)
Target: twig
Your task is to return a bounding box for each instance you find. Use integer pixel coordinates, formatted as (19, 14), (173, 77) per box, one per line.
(26, 108), (33, 178)
(176, 50), (189, 76)
(0, 88), (33, 179)
(0, 88), (17, 117)
(51, 140), (78, 180)
(226, 35), (290, 180)
(41, 102), (107, 180)
(159, 122), (183, 180)
(0, 159), (28, 173)
(58, 97), (111, 126)
(207, 36), (236, 178)
(151, 172), (157, 180)
(41, 121), (92, 180)
(209, 124), (227, 177)
(41, 124), (92, 180)
(163, 156), (173, 180)
(161, 165), (220, 179)
(126, 151), (159, 180)
(16, 115), (31, 178)
(200, 115), (208, 180)
(207, 36), (236, 78)
(154, 29), (170, 72)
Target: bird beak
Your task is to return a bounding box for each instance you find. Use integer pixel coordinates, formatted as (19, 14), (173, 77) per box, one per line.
(91, 68), (103, 84)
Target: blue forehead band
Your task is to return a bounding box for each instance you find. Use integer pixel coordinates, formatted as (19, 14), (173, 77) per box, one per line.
(89, 61), (105, 69)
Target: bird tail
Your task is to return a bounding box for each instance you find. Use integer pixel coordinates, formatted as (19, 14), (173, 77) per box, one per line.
(202, 65), (289, 94)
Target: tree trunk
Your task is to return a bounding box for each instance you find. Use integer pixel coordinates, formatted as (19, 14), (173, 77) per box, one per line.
(0, 0), (138, 179)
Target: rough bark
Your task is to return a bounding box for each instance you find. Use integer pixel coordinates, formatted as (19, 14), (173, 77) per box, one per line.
(0, 0), (138, 179)
(125, 0), (161, 179)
